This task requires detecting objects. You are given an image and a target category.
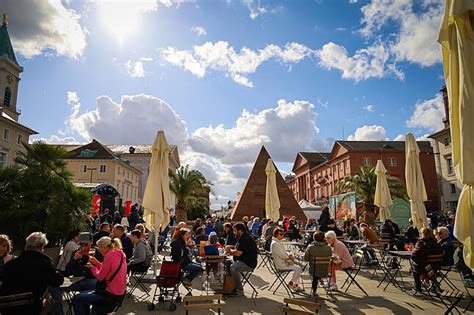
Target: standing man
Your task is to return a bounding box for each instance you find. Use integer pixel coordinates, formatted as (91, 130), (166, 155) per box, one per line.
(225, 222), (258, 297)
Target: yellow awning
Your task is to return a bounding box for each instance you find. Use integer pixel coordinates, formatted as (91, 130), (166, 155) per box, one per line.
(405, 133), (429, 230)
(143, 130), (171, 231)
(265, 158), (281, 222)
(374, 160), (393, 222)
(438, 0), (474, 269)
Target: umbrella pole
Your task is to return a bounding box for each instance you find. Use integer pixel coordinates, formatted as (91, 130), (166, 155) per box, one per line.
(154, 229), (159, 276)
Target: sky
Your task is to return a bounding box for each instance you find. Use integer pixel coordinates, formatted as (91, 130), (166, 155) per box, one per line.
(2, 0), (447, 207)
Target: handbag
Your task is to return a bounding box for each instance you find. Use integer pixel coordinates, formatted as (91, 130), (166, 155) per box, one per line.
(95, 255), (124, 295)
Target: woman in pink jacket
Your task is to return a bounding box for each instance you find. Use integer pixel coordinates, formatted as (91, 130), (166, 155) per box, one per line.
(325, 231), (353, 290)
(72, 236), (127, 315)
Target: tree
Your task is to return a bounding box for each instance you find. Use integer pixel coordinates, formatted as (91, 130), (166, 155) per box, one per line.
(0, 142), (91, 247)
(169, 165), (211, 222)
(335, 166), (407, 222)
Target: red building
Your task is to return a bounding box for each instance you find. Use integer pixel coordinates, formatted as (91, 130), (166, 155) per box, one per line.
(286, 141), (439, 212)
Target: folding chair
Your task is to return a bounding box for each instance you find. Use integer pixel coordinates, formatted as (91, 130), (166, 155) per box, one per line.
(458, 270), (474, 312)
(257, 247), (271, 271)
(240, 269), (258, 298)
(311, 256), (333, 300)
(438, 265), (457, 291)
(127, 270), (150, 301)
(341, 249), (368, 295)
(0, 292), (34, 313)
(200, 255), (227, 294)
(266, 252), (294, 297)
(281, 298), (321, 315)
(184, 294), (225, 315)
(375, 251), (405, 292)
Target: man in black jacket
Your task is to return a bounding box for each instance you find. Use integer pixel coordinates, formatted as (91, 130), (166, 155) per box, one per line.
(436, 226), (455, 266)
(2, 232), (64, 315)
(111, 224), (133, 259)
(93, 223), (110, 245)
(225, 222), (257, 297)
(220, 222), (237, 246)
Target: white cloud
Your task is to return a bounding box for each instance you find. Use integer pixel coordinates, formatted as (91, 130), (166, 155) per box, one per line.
(316, 42), (404, 82)
(359, 0), (443, 67)
(67, 94), (188, 146)
(393, 134), (405, 141)
(34, 134), (80, 144)
(406, 93), (445, 131)
(347, 125), (388, 141)
(124, 57), (153, 78)
(189, 99), (327, 164)
(363, 105), (375, 112)
(191, 26), (207, 36)
(162, 41), (314, 87)
(2, 0), (87, 59)
(244, 0), (268, 19)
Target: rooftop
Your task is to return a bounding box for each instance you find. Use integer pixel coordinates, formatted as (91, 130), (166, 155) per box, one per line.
(337, 140), (433, 153)
(0, 15), (19, 66)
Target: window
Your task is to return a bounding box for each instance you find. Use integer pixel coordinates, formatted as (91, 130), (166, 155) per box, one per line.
(363, 157), (371, 166)
(0, 152), (5, 169)
(99, 165), (106, 173)
(339, 163), (343, 171)
(80, 165), (87, 173)
(3, 87), (11, 106)
(450, 183), (457, 194)
(443, 136), (450, 146)
(17, 134), (23, 145)
(446, 157), (454, 175)
(3, 128), (9, 141)
(388, 157), (396, 167)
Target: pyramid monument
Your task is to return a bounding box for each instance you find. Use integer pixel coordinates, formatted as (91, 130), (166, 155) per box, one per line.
(230, 146), (306, 222)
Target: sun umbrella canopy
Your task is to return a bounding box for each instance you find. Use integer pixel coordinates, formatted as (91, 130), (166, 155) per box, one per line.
(405, 133), (429, 230)
(265, 158), (281, 222)
(374, 160), (393, 222)
(143, 130), (171, 231)
(438, 0), (474, 268)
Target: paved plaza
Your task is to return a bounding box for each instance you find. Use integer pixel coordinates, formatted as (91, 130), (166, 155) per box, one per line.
(117, 252), (473, 315)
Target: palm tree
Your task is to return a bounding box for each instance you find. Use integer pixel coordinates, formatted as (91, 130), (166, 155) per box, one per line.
(335, 166), (407, 221)
(169, 165), (211, 222)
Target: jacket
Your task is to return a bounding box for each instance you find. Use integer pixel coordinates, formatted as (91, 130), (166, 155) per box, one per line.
(411, 237), (444, 273)
(129, 239), (153, 266)
(57, 240), (80, 272)
(438, 238), (455, 267)
(90, 249), (127, 296)
(319, 211), (330, 232)
(332, 240), (354, 269)
(270, 238), (291, 270)
(304, 241), (332, 277)
(360, 227), (380, 244)
(170, 239), (191, 266)
(1, 250), (64, 314)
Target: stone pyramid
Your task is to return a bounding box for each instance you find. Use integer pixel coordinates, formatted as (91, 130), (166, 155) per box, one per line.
(230, 146), (306, 222)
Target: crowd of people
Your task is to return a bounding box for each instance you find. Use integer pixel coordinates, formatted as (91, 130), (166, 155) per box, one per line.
(1, 204), (472, 314)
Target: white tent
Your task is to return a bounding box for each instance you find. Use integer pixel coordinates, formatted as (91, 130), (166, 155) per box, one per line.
(298, 200), (322, 220)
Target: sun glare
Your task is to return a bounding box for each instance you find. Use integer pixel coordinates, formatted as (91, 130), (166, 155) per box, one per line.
(97, 0), (158, 45)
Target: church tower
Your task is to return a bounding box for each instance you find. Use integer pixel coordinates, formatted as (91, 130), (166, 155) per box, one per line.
(0, 14), (23, 122)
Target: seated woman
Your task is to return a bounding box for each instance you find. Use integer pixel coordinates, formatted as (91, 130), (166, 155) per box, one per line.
(287, 219), (302, 241)
(194, 227), (208, 244)
(0, 234), (15, 290)
(305, 218), (316, 231)
(128, 230), (153, 273)
(410, 227), (444, 292)
(172, 222), (188, 240)
(325, 230), (354, 291)
(345, 219), (359, 240)
(304, 231), (332, 297)
(203, 233), (222, 274)
(57, 230), (81, 274)
(271, 228), (303, 292)
(359, 223), (380, 265)
(170, 229), (201, 288)
(72, 237), (127, 315)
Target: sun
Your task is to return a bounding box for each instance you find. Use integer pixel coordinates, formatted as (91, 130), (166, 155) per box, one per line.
(97, 0), (158, 45)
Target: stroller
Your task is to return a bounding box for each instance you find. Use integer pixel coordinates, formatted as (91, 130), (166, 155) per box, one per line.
(148, 261), (182, 312)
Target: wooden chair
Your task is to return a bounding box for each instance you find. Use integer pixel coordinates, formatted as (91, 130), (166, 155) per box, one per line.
(0, 292), (34, 311)
(281, 298), (321, 315)
(311, 256), (333, 301)
(183, 294), (224, 315)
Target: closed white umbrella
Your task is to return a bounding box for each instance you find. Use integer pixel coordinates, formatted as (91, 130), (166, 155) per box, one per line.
(405, 133), (429, 230)
(374, 160), (393, 222)
(265, 159), (281, 222)
(143, 130), (171, 275)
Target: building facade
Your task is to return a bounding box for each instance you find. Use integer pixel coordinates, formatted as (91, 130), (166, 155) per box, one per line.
(287, 140), (440, 212)
(0, 16), (37, 169)
(429, 86), (462, 214)
(63, 140), (143, 205)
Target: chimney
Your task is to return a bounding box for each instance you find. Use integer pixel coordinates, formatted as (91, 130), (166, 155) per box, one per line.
(440, 85), (450, 128)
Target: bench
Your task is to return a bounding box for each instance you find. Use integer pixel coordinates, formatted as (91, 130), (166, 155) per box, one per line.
(0, 292), (34, 310)
(281, 298), (321, 315)
(183, 294), (224, 315)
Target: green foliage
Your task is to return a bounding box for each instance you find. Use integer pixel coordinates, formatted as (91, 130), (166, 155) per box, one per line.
(169, 165), (211, 222)
(336, 166), (407, 205)
(185, 196), (210, 221)
(0, 142), (91, 248)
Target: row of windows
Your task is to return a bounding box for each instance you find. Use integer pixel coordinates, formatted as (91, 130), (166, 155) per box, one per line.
(80, 164), (107, 173)
(117, 166), (136, 181)
(2, 128), (23, 145)
(362, 157), (396, 167)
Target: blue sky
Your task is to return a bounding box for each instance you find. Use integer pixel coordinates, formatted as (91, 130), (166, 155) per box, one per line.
(3, 0), (446, 205)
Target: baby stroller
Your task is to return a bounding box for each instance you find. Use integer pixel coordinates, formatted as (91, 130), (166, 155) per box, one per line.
(148, 261), (182, 312)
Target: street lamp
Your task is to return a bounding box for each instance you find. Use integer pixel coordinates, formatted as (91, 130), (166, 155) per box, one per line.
(86, 167), (97, 183)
